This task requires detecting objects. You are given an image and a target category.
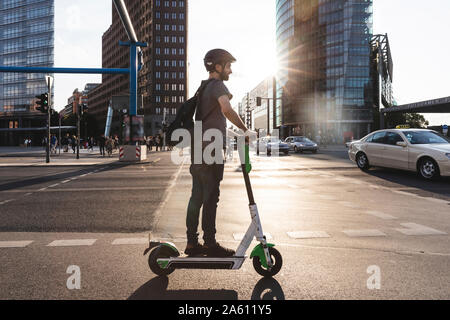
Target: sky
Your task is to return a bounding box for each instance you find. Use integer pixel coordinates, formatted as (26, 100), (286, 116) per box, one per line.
(54, 0), (450, 126)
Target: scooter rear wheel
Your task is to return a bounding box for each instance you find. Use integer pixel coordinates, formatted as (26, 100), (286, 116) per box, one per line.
(252, 247), (282, 277)
(148, 247), (175, 276)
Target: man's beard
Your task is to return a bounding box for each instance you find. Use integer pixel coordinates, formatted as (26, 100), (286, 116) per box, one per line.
(220, 72), (229, 81)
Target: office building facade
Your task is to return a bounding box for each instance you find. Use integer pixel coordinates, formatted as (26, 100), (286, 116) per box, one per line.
(0, 0), (54, 146)
(88, 0), (188, 137)
(276, 0), (374, 140)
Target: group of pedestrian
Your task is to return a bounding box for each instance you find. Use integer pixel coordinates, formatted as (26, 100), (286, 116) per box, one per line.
(97, 134), (119, 157)
(145, 135), (164, 152)
(23, 138), (32, 148)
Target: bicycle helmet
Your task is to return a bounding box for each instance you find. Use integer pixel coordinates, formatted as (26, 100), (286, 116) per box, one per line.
(204, 49), (236, 73)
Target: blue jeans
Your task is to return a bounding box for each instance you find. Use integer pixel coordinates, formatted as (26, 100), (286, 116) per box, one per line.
(186, 164), (224, 246)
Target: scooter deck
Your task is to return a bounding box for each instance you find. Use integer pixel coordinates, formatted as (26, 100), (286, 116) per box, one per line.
(159, 256), (247, 270)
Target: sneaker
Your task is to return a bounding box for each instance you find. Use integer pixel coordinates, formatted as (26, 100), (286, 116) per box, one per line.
(184, 243), (205, 256)
(204, 242), (235, 257)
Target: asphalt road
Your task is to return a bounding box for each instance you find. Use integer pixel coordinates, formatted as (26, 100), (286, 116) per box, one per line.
(0, 148), (449, 300)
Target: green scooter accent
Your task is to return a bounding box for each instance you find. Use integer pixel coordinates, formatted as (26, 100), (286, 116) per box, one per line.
(250, 243), (275, 269)
(245, 145), (252, 174)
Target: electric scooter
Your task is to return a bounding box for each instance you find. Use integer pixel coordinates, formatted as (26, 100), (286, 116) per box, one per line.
(144, 143), (282, 277)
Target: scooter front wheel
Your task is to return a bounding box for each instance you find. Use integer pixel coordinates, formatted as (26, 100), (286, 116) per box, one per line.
(252, 247), (282, 277)
(148, 247), (175, 276)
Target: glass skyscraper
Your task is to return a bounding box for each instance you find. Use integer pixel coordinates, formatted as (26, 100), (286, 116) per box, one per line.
(276, 0), (374, 140)
(0, 0), (54, 145)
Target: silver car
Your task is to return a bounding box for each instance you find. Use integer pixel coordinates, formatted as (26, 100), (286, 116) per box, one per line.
(285, 136), (318, 153)
(348, 129), (450, 180)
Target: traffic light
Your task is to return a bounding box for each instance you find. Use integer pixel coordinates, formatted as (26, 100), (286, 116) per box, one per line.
(256, 97), (262, 106)
(36, 93), (49, 113)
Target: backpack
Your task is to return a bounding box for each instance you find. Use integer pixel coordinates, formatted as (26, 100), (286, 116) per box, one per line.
(165, 79), (215, 146)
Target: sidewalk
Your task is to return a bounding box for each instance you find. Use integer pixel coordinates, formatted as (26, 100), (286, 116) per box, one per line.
(0, 147), (170, 167)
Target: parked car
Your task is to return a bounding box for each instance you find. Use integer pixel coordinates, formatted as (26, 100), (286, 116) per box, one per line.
(348, 129), (450, 180)
(284, 136), (318, 153)
(256, 137), (290, 156)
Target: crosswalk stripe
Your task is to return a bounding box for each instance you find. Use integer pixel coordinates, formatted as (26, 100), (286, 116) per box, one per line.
(366, 210), (397, 220)
(395, 223), (447, 236)
(343, 229), (387, 237)
(0, 241), (33, 248)
(47, 239), (97, 247)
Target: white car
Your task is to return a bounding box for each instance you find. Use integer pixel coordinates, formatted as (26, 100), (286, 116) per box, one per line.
(348, 129), (450, 180)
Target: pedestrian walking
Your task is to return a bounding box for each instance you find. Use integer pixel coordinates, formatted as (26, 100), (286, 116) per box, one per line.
(98, 134), (106, 157)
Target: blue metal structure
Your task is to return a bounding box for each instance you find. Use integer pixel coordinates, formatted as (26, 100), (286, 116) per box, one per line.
(0, 0), (147, 145)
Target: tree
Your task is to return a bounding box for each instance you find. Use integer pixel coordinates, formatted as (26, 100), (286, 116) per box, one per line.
(405, 113), (429, 128)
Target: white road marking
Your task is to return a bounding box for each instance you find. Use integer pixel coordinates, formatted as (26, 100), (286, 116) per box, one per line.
(112, 238), (148, 245)
(233, 233), (272, 241)
(38, 187), (48, 191)
(0, 199), (14, 205)
(24, 193), (33, 197)
(47, 239), (97, 247)
(49, 184), (59, 188)
(395, 223), (447, 236)
(0, 241), (33, 248)
(365, 210), (397, 220)
(287, 231), (331, 239)
(343, 229), (387, 237)
(62, 180), (70, 184)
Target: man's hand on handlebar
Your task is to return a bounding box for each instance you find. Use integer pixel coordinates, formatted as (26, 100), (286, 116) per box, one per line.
(244, 130), (257, 144)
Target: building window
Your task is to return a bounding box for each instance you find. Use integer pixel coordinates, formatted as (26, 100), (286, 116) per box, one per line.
(172, 84), (177, 91)
(179, 96), (185, 103)
(156, 47), (161, 55)
(179, 13), (185, 19)
(171, 48), (177, 55)
(179, 72), (185, 79)
(155, 24), (160, 30)
(164, 1), (169, 7)
(164, 72), (170, 79)
(164, 60), (169, 67)
(172, 96), (177, 103)
(156, 12), (160, 19)
(156, 84), (161, 91)
(171, 36), (177, 43)
(179, 25), (184, 32)
(156, 96), (161, 103)
(164, 96), (170, 103)
(164, 48), (170, 55)
(179, 48), (185, 55)
(180, 1), (185, 7)
(164, 13), (170, 19)
(156, 107), (161, 114)
(172, 72), (177, 79)
(156, 0), (160, 7)
(172, 13), (177, 19)
(179, 60), (184, 67)
(172, 108), (177, 115)
(156, 36), (160, 43)
(164, 84), (170, 91)
(164, 36), (169, 43)
(156, 72), (161, 78)
(172, 25), (177, 31)
(179, 36), (184, 43)
(172, 60), (177, 67)
(179, 84), (184, 91)
(156, 60), (161, 66)
(172, 1), (177, 7)
(164, 24), (169, 31)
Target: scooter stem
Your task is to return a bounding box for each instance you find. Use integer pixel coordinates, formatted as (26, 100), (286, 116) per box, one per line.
(240, 144), (256, 206)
